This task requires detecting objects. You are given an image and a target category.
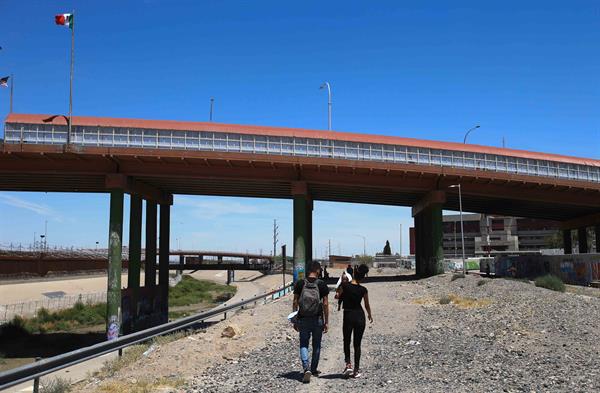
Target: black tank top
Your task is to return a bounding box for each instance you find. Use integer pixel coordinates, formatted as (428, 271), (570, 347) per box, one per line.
(341, 282), (367, 310)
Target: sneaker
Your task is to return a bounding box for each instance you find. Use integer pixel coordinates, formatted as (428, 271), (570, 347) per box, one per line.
(311, 370), (321, 378)
(352, 370), (362, 378)
(302, 370), (312, 383)
(343, 364), (353, 378)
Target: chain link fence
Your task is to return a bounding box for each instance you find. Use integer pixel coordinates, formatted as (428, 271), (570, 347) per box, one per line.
(0, 292), (106, 324)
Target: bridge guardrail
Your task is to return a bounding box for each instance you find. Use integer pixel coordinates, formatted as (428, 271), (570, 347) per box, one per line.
(0, 282), (294, 391)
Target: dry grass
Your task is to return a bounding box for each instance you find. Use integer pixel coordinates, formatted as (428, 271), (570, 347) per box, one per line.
(99, 345), (149, 377)
(445, 293), (492, 308)
(97, 377), (184, 393)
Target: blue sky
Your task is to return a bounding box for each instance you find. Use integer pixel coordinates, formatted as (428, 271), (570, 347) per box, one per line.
(0, 1), (598, 255)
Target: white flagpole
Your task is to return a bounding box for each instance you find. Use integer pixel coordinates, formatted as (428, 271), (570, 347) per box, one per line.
(68, 10), (75, 145)
(9, 74), (13, 113)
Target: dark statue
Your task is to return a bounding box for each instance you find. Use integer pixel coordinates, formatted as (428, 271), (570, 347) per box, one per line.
(383, 240), (392, 255)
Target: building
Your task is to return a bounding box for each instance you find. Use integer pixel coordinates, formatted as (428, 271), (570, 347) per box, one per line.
(410, 214), (566, 257)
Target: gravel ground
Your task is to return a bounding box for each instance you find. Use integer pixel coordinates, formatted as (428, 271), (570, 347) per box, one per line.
(184, 273), (600, 393)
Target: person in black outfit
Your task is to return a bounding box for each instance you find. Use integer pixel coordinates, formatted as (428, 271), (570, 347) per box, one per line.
(335, 264), (373, 378)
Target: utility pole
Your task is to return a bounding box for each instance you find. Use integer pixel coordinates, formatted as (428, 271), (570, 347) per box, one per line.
(328, 239), (331, 257)
(273, 219), (279, 259)
(209, 97), (214, 121)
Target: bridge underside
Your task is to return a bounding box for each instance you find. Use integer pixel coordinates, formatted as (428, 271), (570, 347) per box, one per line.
(2, 142), (600, 335)
(1, 145), (599, 221)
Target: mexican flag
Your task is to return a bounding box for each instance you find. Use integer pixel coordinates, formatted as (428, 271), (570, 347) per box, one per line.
(55, 13), (73, 29)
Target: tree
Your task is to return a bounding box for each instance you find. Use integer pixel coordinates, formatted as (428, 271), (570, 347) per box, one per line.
(383, 240), (391, 255)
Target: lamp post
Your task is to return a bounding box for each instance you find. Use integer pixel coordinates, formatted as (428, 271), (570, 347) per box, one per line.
(43, 115), (72, 146)
(463, 125), (480, 144)
(449, 184), (466, 274)
(319, 82), (332, 130)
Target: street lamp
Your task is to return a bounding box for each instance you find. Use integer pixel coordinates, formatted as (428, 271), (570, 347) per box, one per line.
(43, 114), (72, 146)
(463, 125), (480, 144)
(319, 82), (332, 130)
(353, 234), (366, 256)
(449, 184), (466, 274)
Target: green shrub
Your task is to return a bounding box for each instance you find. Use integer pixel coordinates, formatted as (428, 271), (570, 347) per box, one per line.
(534, 274), (565, 292)
(477, 279), (488, 286)
(451, 273), (465, 282)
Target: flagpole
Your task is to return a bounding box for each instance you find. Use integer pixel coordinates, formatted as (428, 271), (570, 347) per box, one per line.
(9, 74), (13, 113)
(68, 9), (75, 145)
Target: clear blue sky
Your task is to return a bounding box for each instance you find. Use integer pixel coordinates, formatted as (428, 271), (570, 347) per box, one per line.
(1, 1), (598, 255)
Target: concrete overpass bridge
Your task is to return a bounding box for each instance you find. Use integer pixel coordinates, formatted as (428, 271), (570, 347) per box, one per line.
(2, 113), (599, 333)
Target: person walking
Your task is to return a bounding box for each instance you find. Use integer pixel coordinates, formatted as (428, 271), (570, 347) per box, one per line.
(292, 261), (330, 383)
(336, 264), (373, 378)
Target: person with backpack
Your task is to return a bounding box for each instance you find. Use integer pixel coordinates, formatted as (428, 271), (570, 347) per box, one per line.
(336, 264), (373, 379)
(292, 261), (330, 383)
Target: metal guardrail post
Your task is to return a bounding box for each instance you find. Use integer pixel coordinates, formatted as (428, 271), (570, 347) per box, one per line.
(32, 357), (41, 393)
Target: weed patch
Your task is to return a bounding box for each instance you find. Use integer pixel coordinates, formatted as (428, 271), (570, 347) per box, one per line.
(451, 273), (465, 282)
(477, 279), (489, 286)
(534, 275), (565, 292)
(169, 276), (236, 307)
(438, 293), (491, 308)
(40, 376), (71, 393)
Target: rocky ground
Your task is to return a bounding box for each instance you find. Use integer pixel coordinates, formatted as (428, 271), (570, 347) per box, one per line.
(83, 272), (600, 392)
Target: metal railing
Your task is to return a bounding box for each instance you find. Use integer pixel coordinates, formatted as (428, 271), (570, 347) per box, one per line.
(5, 122), (600, 184)
(0, 283), (294, 390)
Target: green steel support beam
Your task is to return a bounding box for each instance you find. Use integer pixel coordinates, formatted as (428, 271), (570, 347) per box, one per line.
(563, 229), (573, 254)
(106, 189), (124, 340)
(578, 227), (588, 254)
(145, 201), (157, 287)
(127, 195), (143, 289)
(159, 203), (170, 321)
(293, 194), (308, 282)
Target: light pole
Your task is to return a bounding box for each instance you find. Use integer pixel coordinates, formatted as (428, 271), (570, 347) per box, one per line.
(320, 82), (332, 130)
(449, 184), (466, 274)
(463, 125), (480, 144)
(354, 234), (366, 256)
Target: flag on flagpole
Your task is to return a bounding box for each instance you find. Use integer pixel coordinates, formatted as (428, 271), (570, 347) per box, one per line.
(0, 76), (9, 87)
(55, 13), (74, 29)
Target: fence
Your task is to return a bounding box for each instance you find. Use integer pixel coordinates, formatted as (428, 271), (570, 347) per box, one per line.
(0, 292), (106, 323)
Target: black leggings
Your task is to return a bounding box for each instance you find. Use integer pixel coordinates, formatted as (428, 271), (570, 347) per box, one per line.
(343, 309), (366, 370)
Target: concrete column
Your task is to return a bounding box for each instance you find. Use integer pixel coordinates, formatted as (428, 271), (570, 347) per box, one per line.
(563, 229), (573, 254)
(127, 195), (143, 290)
(414, 204), (444, 277)
(159, 203), (170, 321)
(412, 191), (445, 278)
(595, 225), (600, 253)
(293, 194), (308, 282)
(306, 198), (313, 264)
(106, 189), (124, 340)
(292, 182), (311, 282)
(145, 201), (157, 287)
(578, 227), (588, 254)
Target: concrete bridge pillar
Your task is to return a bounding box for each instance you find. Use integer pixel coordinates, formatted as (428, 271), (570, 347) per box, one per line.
(159, 203), (171, 322)
(106, 189), (124, 340)
(145, 201), (157, 287)
(412, 191), (445, 278)
(578, 227), (589, 254)
(563, 229), (573, 254)
(292, 182), (312, 282)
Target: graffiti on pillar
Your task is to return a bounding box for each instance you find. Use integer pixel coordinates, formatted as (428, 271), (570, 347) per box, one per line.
(294, 266), (305, 282)
(107, 315), (120, 341)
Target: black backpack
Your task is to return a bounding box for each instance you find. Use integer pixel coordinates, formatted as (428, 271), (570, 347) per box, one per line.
(298, 279), (322, 317)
